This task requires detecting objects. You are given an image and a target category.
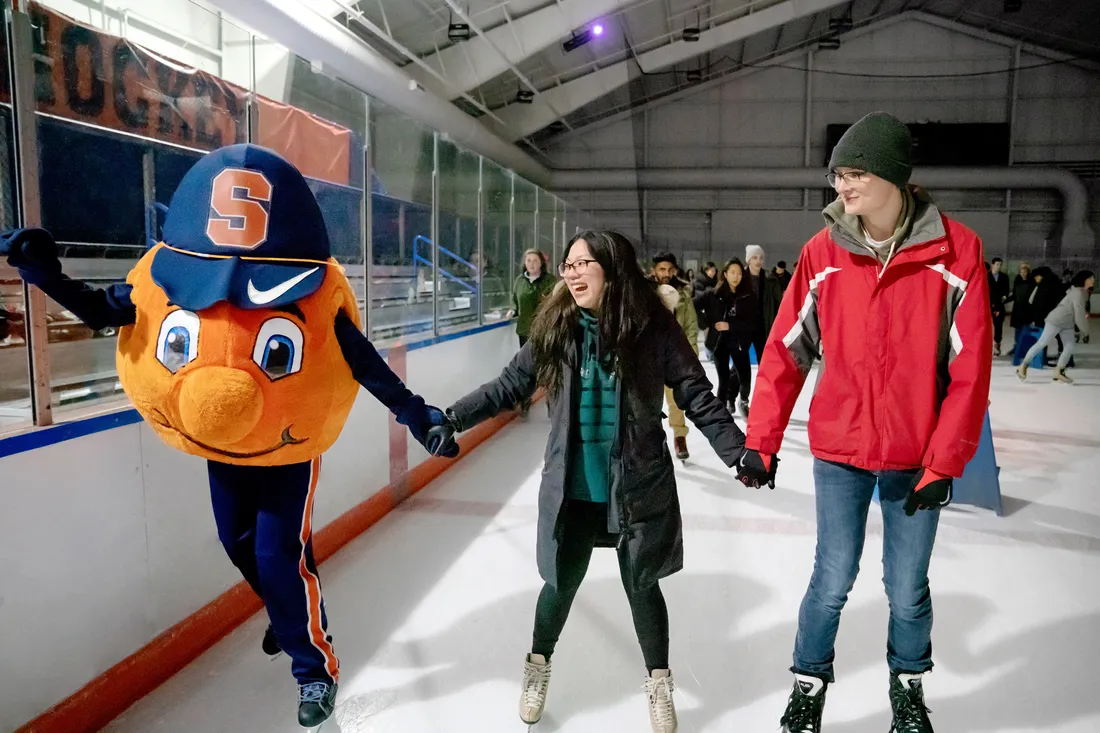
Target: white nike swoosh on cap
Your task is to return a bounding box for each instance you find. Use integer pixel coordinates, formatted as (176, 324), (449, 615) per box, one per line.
(246, 267), (320, 305)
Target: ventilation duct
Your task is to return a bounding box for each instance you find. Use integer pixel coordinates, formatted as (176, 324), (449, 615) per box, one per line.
(549, 167), (1095, 256)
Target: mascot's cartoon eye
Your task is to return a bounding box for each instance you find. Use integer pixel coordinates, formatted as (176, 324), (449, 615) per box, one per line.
(252, 317), (304, 380)
(156, 310), (200, 374)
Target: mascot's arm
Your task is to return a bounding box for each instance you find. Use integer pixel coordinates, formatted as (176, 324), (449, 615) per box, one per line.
(0, 228), (136, 330)
(333, 313), (458, 458)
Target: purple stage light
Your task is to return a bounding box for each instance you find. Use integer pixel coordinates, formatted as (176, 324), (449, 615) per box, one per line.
(592, 24), (604, 36)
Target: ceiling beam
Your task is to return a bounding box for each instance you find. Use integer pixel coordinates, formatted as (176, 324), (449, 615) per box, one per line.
(544, 8), (914, 142)
(494, 0), (849, 140)
(533, 8), (1100, 144)
(407, 0), (639, 99)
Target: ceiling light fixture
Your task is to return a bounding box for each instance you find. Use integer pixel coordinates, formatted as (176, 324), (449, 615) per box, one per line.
(562, 22), (605, 52)
(447, 12), (470, 41)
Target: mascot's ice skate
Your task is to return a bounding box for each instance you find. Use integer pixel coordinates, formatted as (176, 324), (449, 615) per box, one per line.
(1, 144), (459, 729)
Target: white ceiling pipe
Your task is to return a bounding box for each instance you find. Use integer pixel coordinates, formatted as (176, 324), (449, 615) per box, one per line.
(211, 0), (552, 186)
(549, 166), (1095, 255)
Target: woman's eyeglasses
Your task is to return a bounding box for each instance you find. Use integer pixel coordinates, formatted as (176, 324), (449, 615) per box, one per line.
(826, 170), (867, 187)
(558, 258), (597, 276)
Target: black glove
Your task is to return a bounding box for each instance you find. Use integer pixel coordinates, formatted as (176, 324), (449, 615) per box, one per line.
(903, 468), (952, 516)
(424, 409), (462, 459)
(406, 405), (459, 459)
(736, 449), (778, 489)
(0, 228), (62, 276)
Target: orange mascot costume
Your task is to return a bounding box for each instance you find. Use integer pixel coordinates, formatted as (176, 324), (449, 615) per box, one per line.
(1, 144), (458, 729)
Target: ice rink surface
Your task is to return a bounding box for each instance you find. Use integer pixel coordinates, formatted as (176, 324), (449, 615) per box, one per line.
(105, 325), (1100, 733)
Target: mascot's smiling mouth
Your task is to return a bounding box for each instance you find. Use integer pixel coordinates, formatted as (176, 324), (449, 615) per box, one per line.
(150, 410), (306, 459)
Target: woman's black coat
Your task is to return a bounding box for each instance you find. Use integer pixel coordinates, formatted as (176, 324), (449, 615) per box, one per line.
(1010, 274), (1033, 330)
(703, 285), (757, 353)
(448, 304), (745, 592)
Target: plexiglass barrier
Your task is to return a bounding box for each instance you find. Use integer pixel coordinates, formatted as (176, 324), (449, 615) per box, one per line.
(0, 0), (592, 434)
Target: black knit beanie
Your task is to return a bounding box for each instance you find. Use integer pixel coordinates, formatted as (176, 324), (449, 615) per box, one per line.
(828, 111), (913, 188)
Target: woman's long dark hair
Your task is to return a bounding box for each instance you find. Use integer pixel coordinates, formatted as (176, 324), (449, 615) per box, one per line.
(528, 230), (663, 395)
(1071, 270), (1094, 288)
(714, 258), (748, 297)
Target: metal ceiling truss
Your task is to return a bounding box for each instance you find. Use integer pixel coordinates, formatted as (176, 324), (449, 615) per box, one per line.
(495, 0), (851, 140)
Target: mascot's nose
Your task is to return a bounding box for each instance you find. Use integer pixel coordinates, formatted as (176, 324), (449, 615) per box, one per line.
(177, 367), (264, 446)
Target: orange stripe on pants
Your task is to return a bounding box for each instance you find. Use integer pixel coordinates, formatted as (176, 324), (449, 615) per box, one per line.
(298, 456), (340, 682)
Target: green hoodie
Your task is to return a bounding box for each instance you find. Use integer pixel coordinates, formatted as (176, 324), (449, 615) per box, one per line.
(511, 272), (556, 338)
(823, 186), (946, 265)
(567, 309), (617, 504)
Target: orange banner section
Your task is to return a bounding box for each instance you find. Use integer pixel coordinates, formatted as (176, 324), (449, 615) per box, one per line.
(255, 97), (352, 186)
(0, 3), (353, 185)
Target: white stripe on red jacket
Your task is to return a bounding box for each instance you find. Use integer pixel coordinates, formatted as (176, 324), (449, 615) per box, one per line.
(745, 202), (993, 478)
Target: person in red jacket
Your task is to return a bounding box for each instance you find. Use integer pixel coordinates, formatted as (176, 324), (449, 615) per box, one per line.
(736, 112), (992, 733)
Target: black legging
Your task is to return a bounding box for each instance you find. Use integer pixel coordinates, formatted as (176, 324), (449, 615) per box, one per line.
(713, 338), (751, 406)
(532, 500), (670, 672)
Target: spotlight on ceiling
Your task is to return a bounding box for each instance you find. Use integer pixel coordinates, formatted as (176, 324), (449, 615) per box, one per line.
(516, 89), (534, 104)
(1003, 0), (1022, 10)
(686, 68), (702, 82)
(682, 26), (701, 42)
(818, 36), (841, 50)
(562, 22), (605, 52)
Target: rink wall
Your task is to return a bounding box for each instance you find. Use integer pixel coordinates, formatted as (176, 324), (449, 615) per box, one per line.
(0, 322), (521, 733)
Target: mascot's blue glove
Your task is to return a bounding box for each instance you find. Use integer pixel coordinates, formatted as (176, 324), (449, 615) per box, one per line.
(0, 228), (63, 278)
(403, 403), (460, 459)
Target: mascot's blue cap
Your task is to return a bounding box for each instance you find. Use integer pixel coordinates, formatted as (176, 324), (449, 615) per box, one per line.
(151, 144), (331, 311)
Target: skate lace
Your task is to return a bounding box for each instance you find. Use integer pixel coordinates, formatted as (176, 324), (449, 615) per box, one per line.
(644, 676), (676, 728)
(522, 660), (551, 707)
(299, 682), (330, 705)
(890, 684), (932, 733)
(780, 689), (823, 733)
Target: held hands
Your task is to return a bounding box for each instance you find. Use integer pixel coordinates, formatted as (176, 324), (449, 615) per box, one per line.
(0, 228), (62, 275)
(736, 449), (778, 489)
(406, 404), (460, 458)
(714, 321), (730, 332)
(903, 468), (952, 516)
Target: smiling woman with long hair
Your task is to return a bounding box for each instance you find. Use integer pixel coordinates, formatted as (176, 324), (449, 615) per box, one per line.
(429, 229), (747, 732)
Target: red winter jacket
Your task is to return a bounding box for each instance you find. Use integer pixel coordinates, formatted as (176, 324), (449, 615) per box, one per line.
(746, 194), (992, 478)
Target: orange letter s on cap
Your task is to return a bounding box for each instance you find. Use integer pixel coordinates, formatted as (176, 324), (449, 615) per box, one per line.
(206, 169), (272, 249)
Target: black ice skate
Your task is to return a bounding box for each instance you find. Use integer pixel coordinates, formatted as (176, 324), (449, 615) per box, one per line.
(780, 674), (827, 733)
(889, 673), (933, 733)
(298, 681), (338, 729)
(262, 624), (282, 659)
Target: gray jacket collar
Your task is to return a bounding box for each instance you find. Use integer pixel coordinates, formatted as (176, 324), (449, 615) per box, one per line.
(823, 186), (946, 259)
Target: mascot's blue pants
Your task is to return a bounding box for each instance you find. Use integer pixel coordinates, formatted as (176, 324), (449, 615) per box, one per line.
(208, 458), (340, 686)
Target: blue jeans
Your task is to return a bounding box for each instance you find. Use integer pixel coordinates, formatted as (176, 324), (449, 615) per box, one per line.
(793, 459), (940, 682)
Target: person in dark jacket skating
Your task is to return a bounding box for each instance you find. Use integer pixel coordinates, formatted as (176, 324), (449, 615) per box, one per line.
(988, 257), (1011, 356)
(703, 258), (757, 417)
(428, 230), (747, 732)
(1009, 262), (1033, 352)
(692, 262), (719, 359)
(744, 245), (784, 359)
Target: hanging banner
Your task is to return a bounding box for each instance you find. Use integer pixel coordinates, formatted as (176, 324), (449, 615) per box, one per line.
(0, 2), (354, 185)
(254, 97), (352, 186)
